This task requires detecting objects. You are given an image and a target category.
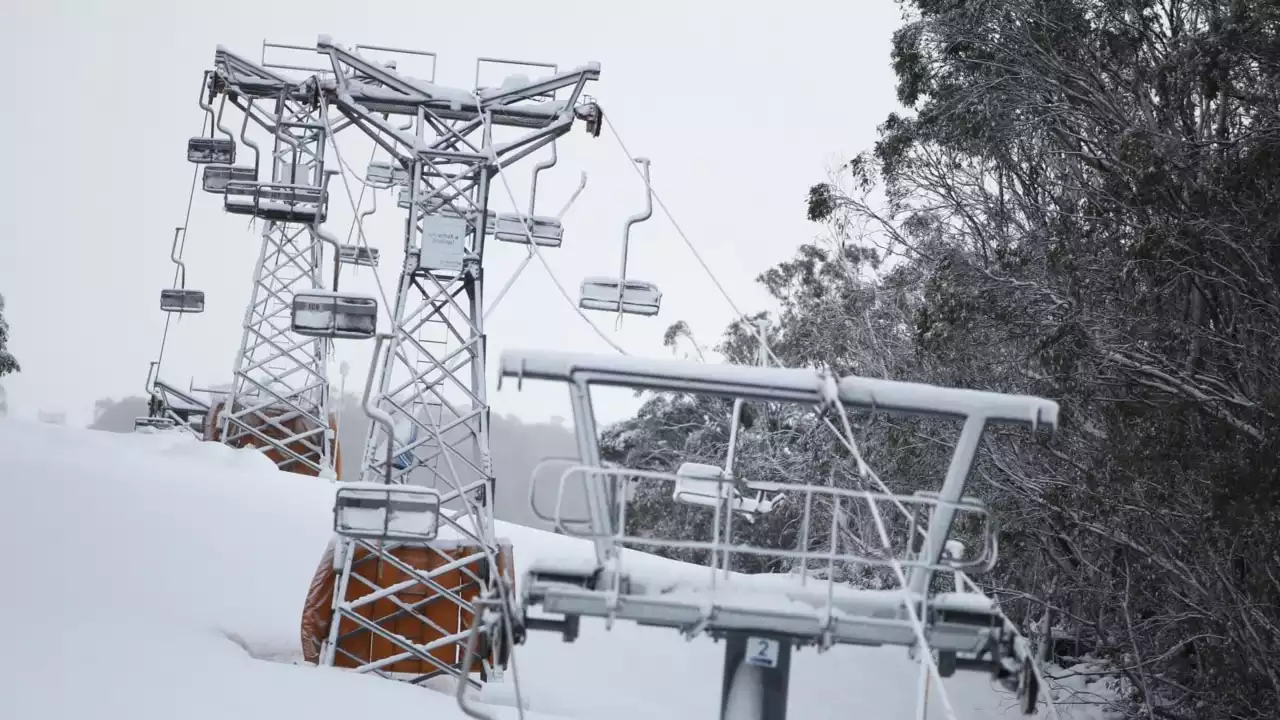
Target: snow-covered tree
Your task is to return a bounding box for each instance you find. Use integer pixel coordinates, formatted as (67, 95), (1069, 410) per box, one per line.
(0, 292), (18, 379)
(609, 2), (1280, 717)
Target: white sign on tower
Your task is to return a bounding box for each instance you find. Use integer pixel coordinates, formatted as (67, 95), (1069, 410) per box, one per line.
(419, 214), (467, 272)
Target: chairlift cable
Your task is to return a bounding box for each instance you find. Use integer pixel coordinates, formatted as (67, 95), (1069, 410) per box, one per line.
(344, 144), (379, 246)
(315, 94), (399, 328)
(156, 115), (210, 380)
(825, 390), (962, 720)
(821, 409), (1063, 720)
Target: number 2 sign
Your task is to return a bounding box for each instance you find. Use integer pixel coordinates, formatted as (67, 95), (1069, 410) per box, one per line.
(745, 636), (780, 668)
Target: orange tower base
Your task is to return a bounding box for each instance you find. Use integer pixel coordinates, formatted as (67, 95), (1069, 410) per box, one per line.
(301, 536), (515, 677)
(204, 399), (342, 479)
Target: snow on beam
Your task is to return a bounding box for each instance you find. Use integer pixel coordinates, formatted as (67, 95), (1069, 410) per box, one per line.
(498, 349), (1058, 428)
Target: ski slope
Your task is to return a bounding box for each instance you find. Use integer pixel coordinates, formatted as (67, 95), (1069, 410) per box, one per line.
(0, 418), (1104, 719)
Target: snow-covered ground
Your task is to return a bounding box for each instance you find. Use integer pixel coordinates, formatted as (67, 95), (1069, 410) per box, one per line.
(0, 418), (1106, 719)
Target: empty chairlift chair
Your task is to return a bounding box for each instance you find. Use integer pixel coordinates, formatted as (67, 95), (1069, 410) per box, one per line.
(160, 227), (206, 314)
(578, 277), (661, 316)
(187, 71), (236, 166)
(333, 483), (442, 543)
(493, 213), (564, 247)
(201, 91), (255, 192)
(160, 288), (206, 313)
(202, 164), (257, 193)
(133, 416), (176, 432)
(492, 141), (587, 249)
(290, 289), (378, 340)
(671, 463), (777, 518)
(397, 187), (442, 211)
(337, 244), (380, 268)
(365, 160), (408, 189)
(577, 157), (662, 317)
(187, 136), (236, 165)
(224, 182), (327, 224)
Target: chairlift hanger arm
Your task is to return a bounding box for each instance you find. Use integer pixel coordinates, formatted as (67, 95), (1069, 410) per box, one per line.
(226, 93), (280, 137)
(145, 360), (159, 397)
(220, 91), (311, 159)
(231, 96), (261, 174)
(214, 93), (236, 141)
(619, 157), (653, 278)
(169, 227), (187, 289)
(556, 171), (589, 219)
(197, 72), (217, 137)
(528, 139), (558, 216)
(315, 226), (343, 291)
(498, 350), (1060, 429)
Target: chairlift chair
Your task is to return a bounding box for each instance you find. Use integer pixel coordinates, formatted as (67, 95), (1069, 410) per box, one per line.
(906, 489), (998, 573)
(493, 213), (564, 247)
(397, 187), (437, 210)
(577, 157), (662, 317)
(187, 137), (236, 165)
(202, 164), (257, 193)
(578, 277), (662, 316)
(492, 141), (587, 249)
(133, 416), (176, 432)
(291, 289), (378, 340)
(365, 160), (408, 189)
(333, 483), (441, 543)
(366, 160), (395, 188)
(224, 182), (327, 224)
(396, 187), (448, 213)
(337, 244), (380, 267)
(160, 227), (205, 314)
(187, 71), (237, 165)
(671, 461), (776, 518)
(198, 90), (251, 188)
(160, 288), (206, 314)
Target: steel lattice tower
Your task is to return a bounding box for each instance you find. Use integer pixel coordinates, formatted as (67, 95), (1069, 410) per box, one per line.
(205, 49), (338, 477)
(307, 37), (601, 686)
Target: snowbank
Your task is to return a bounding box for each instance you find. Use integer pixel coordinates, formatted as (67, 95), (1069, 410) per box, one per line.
(0, 418), (1093, 719)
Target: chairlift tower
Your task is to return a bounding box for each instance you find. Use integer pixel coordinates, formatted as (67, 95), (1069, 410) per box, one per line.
(296, 36), (604, 687)
(198, 47), (339, 477)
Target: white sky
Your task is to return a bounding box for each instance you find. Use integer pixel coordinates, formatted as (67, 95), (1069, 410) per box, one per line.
(0, 0), (903, 427)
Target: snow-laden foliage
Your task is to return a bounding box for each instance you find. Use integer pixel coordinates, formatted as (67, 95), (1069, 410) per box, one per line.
(611, 3), (1280, 718)
(0, 292), (18, 378)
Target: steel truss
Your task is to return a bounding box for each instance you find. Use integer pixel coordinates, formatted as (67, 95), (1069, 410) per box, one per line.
(498, 349), (1059, 720)
(204, 48), (338, 477)
(296, 36), (603, 687)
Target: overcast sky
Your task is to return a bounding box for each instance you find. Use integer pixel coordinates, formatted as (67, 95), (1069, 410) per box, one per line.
(0, 0), (903, 427)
